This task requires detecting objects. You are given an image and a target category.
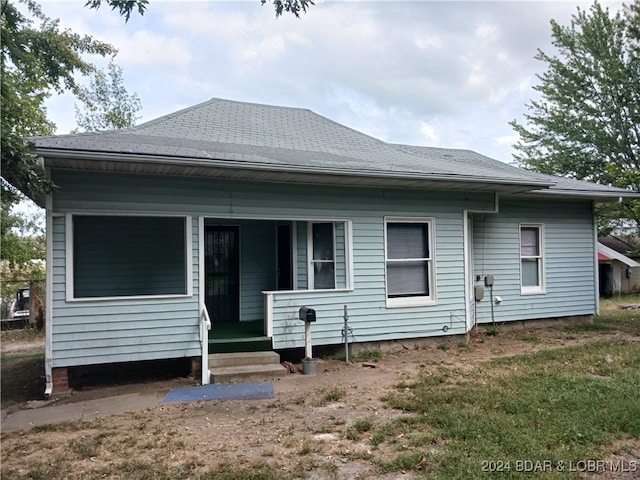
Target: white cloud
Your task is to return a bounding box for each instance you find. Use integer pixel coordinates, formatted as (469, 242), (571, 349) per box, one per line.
(495, 135), (519, 147)
(38, 0), (608, 162)
(475, 23), (498, 42)
(419, 122), (440, 144)
(115, 30), (192, 68)
(414, 34), (443, 51)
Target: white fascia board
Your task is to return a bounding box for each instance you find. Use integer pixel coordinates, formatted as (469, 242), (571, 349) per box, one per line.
(598, 242), (640, 267)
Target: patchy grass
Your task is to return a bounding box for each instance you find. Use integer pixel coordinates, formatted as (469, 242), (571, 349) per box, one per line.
(350, 349), (382, 363)
(0, 326), (45, 342)
(377, 340), (640, 479)
(312, 386), (346, 406)
(595, 294), (640, 336)
(330, 348), (382, 363)
(483, 325), (501, 336)
(517, 333), (541, 343)
(347, 418), (375, 440)
(2, 295), (638, 480)
(0, 352), (45, 410)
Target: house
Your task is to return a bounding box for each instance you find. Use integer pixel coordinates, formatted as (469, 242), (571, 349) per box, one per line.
(29, 98), (637, 394)
(597, 236), (640, 296)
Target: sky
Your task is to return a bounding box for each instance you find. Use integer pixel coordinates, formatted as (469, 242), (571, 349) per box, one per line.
(38, 0), (622, 165)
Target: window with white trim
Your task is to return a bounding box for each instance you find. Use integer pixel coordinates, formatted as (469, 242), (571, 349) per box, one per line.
(520, 224), (545, 294)
(70, 215), (190, 299)
(385, 218), (435, 307)
(309, 222), (336, 289)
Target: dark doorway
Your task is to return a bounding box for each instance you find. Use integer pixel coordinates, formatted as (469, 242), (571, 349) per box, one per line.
(277, 223), (293, 290)
(205, 226), (240, 324)
(599, 263), (613, 297)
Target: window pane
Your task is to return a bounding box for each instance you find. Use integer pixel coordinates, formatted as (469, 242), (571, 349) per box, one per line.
(313, 223), (334, 261)
(387, 261), (429, 297)
(387, 223), (428, 259)
(521, 258), (540, 287)
(314, 262), (335, 289)
(521, 227), (539, 256)
(74, 216), (186, 298)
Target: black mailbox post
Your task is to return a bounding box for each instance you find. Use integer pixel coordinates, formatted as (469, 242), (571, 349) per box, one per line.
(299, 306), (316, 323)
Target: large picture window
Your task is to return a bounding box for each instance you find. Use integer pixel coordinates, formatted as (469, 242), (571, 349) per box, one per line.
(70, 215), (190, 299)
(385, 218), (435, 307)
(520, 224), (545, 294)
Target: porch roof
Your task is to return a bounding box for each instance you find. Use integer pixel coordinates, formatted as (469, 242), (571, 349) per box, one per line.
(31, 98), (635, 200)
(597, 243), (640, 267)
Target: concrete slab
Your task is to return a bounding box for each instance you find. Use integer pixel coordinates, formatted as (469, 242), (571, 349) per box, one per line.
(210, 363), (287, 383)
(1, 392), (161, 433)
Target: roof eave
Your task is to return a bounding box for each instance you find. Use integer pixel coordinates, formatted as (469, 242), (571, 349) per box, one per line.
(36, 147), (554, 192)
(526, 188), (640, 201)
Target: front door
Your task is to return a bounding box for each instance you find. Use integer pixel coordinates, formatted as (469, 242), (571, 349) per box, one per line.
(277, 223), (293, 290)
(205, 225), (240, 324)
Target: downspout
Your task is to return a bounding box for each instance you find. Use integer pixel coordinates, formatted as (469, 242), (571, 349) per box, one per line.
(43, 164), (54, 397)
(464, 192), (500, 332)
(593, 201), (600, 315)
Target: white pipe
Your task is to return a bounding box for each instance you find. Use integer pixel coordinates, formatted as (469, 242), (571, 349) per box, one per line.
(200, 305), (211, 385)
(44, 168), (53, 397)
(593, 202), (600, 315)
(304, 322), (312, 359)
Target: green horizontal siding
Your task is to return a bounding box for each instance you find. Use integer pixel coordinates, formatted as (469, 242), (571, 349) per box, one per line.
(50, 215), (200, 368)
(50, 170), (597, 362)
(296, 221), (308, 289)
(472, 200), (596, 325)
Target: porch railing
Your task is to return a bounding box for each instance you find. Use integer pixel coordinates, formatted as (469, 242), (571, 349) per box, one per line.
(199, 303), (212, 385)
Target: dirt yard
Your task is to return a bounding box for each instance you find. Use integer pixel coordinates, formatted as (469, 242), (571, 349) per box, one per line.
(1, 323), (639, 479)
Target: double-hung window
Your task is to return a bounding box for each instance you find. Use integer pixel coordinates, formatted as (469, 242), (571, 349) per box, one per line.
(520, 224), (545, 294)
(385, 217), (435, 307)
(310, 222), (336, 289)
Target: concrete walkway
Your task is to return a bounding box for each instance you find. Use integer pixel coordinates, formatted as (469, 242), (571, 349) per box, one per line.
(1, 391), (163, 433)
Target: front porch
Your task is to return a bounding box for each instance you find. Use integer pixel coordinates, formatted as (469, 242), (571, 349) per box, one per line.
(200, 217), (353, 353)
(208, 320), (271, 353)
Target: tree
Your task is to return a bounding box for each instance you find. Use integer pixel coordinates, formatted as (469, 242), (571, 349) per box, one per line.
(510, 1), (640, 233)
(85, 0), (315, 20)
(1, 1), (140, 284)
(0, 194), (45, 273)
(74, 60), (142, 132)
(1, 0), (116, 203)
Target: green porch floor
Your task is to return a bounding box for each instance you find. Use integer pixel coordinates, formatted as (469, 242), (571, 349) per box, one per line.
(208, 321), (272, 353)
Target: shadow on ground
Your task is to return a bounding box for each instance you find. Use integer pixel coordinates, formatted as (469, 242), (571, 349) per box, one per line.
(1, 353), (45, 410)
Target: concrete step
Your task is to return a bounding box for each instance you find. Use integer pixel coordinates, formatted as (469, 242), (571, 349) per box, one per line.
(209, 351), (281, 368)
(210, 363), (288, 384)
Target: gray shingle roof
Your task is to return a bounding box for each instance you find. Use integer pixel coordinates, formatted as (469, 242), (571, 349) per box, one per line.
(398, 145), (633, 197)
(32, 97), (635, 198)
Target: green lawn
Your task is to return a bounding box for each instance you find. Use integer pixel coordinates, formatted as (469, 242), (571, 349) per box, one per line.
(378, 339), (639, 479)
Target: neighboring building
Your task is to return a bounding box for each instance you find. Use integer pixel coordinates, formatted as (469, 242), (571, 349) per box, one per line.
(598, 236), (640, 296)
(28, 98), (638, 394)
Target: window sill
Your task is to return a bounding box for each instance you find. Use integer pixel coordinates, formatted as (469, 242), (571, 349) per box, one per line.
(66, 293), (192, 303)
(262, 288), (354, 295)
(386, 297), (437, 308)
(520, 288), (546, 296)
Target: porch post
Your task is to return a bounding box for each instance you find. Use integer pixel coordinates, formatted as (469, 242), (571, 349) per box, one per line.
(264, 292), (274, 338)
